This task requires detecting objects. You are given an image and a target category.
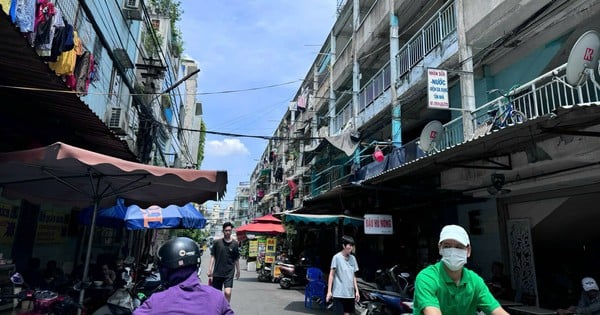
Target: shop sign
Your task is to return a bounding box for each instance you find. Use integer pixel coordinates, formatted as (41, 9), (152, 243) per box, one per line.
(427, 68), (449, 109)
(36, 210), (68, 243)
(0, 203), (18, 244)
(364, 214), (393, 235)
(265, 238), (277, 263)
(248, 240), (259, 258)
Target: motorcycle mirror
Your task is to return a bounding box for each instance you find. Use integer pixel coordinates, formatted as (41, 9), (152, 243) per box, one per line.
(400, 272), (410, 278)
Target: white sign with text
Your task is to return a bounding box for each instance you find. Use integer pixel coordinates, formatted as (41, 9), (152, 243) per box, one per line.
(364, 214), (394, 235)
(427, 68), (449, 109)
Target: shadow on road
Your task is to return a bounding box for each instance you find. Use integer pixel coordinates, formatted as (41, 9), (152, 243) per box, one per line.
(283, 301), (330, 314)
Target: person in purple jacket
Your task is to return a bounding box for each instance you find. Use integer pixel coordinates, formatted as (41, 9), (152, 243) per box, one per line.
(133, 237), (234, 315)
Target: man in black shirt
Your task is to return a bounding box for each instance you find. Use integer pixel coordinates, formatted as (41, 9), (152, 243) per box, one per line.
(207, 222), (240, 302)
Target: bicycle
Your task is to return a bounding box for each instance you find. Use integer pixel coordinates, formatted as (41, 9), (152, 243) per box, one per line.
(476, 86), (527, 136)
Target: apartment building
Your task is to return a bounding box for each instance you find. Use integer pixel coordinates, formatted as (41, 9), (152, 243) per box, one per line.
(244, 0), (600, 308)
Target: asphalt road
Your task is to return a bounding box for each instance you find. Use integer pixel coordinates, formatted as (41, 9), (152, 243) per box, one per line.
(200, 250), (331, 315)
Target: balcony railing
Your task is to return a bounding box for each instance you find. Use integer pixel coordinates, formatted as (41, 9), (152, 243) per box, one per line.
(330, 1), (457, 134)
(396, 1), (456, 77)
(442, 64), (600, 149)
(308, 63), (600, 197)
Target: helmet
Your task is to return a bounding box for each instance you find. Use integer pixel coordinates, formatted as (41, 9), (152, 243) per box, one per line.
(158, 237), (201, 270)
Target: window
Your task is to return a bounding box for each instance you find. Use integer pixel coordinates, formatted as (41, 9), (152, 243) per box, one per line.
(152, 19), (160, 30)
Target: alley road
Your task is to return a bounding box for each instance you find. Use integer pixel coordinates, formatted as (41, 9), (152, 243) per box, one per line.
(200, 250), (331, 315)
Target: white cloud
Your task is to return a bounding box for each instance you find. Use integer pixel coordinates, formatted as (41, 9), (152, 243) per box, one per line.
(205, 138), (250, 157)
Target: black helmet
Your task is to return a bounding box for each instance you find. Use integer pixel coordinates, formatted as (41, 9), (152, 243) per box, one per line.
(158, 237), (201, 270)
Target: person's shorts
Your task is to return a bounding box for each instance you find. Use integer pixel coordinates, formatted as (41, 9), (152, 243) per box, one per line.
(211, 276), (234, 290)
(333, 297), (354, 314)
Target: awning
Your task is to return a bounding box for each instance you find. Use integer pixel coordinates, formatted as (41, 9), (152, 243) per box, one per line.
(0, 11), (136, 160)
(283, 213), (363, 228)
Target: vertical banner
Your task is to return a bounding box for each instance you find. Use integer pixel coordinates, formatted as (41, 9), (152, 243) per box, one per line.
(427, 68), (449, 109)
(35, 210), (68, 243)
(0, 203), (18, 244)
(364, 214), (394, 235)
(248, 240), (258, 258)
(265, 238), (277, 264)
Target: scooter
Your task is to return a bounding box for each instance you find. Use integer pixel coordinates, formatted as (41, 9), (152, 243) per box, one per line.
(1, 273), (85, 315)
(256, 256), (272, 283)
(355, 281), (413, 315)
(278, 256), (311, 289)
(355, 266), (414, 315)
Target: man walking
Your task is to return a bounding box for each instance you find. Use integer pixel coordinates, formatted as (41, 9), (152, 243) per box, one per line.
(326, 235), (360, 315)
(208, 222), (241, 302)
(413, 224), (509, 315)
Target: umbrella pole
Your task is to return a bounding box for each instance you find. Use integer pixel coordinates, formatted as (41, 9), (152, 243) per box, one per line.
(78, 200), (99, 312)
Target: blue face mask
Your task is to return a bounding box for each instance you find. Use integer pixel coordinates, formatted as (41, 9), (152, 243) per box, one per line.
(440, 248), (468, 271)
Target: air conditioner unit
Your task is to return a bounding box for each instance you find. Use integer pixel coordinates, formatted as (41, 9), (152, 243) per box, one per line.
(124, 0), (139, 9)
(123, 0), (142, 20)
(106, 107), (128, 135)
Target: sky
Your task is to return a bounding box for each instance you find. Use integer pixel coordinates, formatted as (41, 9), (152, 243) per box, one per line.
(178, 1), (339, 208)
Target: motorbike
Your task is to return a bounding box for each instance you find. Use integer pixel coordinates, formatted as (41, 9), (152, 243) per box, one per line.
(0, 273), (85, 315)
(354, 266), (414, 315)
(278, 256), (311, 289)
(256, 256), (272, 283)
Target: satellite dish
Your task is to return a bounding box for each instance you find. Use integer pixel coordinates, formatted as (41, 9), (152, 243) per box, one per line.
(566, 30), (600, 86)
(418, 120), (444, 154)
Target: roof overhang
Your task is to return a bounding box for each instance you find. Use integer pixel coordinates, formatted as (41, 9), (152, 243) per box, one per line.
(365, 104), (600, 189)
(0, 11), (137, 161)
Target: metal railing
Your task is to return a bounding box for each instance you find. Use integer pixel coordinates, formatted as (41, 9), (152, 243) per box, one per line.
(330, 1), (456, 135)
(308, 63), (600, 195)
(396, 1), (456, 76)
(441, 63), (600, 149)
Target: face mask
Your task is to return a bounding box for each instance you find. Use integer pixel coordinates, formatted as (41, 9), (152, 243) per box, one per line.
(440, 248), (468, 271)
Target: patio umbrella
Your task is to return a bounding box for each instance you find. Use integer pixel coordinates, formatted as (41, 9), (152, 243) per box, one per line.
(0, 142), (227, 306)
(125, 203), (206, 230)
(252, 213), (281, 223)
(236, 222), (285, 234)
(79, 199), (206, 230)
(78, 198), (128, 228)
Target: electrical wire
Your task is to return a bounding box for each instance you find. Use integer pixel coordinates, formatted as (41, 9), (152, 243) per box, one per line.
(0, 79), (304, 96)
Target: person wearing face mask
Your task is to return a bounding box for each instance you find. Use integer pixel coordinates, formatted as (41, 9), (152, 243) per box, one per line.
(557, 277), (600, 315)
(412, 224), (509, 315)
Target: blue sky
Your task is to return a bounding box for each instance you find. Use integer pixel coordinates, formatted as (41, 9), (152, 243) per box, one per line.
(179, 1), (338, 207)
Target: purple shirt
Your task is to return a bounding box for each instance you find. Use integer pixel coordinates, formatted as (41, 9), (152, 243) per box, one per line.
(133, 272), (234, 315)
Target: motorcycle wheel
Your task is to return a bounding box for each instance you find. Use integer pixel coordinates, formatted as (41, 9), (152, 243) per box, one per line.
(279, 278), (292, 289)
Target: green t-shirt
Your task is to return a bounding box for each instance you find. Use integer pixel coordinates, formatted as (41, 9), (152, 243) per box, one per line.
(413, 261), (500, 315)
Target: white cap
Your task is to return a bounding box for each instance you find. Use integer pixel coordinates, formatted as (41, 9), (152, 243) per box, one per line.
(439, 225), (470, 246)
(582, 277), (599, 292)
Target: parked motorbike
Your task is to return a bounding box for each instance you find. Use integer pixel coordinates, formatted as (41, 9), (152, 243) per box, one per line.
(374, 265), (414, 298)
(355, 266), (414, 315)
(278, 256), (311, 289)
(355, 280), (413, 315)
(1, 273), (85, 315)
(131, 264), (163, 301)
(256, 256), (272, 283)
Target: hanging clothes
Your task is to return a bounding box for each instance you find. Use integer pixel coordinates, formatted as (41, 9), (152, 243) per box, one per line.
(67, 51), (93, 94)
(274, 167), (283, 183)
(12, 0), (36, 32)
(49, 30), (79, 75)
(35, 2), (59, 57)
(1, 0), (11, 14)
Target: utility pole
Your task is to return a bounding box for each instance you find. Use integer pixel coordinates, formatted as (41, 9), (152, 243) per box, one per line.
(389, 0), (402, 148)
(456, 0), (476, 140)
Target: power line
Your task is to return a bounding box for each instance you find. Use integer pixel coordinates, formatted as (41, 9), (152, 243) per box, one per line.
(0, 79), (303, 96)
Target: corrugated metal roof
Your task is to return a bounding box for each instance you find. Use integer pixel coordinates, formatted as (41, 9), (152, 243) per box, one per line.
(364, 103), (600, 186)
(0, 11), (137, 161)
